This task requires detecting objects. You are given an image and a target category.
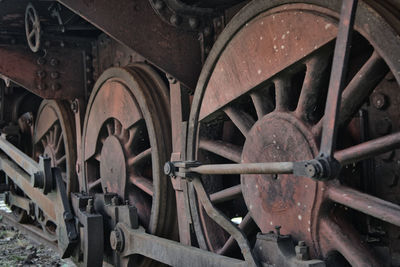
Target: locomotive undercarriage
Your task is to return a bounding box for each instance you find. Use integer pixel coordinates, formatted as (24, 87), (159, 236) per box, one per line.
(0, 0), (400, 266)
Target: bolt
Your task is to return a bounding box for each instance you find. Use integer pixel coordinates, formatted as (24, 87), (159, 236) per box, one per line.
(189, 17), (199, 29)
(86, 198), (94, 214)
(154, 0), (165, 10)
(37, 57), (46, 65)
(371, 93), (387, 110)
(204, 27), (211, 37)
(305, 163), (317, 178)
(51, 83), (61, 91)
(164, 162), (174, 175)
(50, 71), (59, 79)
(110, 229), (124, 252)
(85, 55), (92, 61)
(71, 100), (79, 113)
(37, 70), (46, 78)
(50, 58), (59, 66)
(170, 14), (181, 26)
(275, 225), (281, 236)
(60, 41), (65, 48)
(166, 74), (176, 84)
(111, 196), (119, 206)
(295, 241), (309, 261)
(86, 67), (92, 73)
(37, 83), (47, 90)
(125, 200), (129, 205)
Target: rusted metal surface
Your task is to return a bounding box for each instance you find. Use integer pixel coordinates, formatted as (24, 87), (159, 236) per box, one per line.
(169, 81), (192, 245)
(33, 100), (77, 195)
(0, 45), (85, 100)
(198, 6), (338, 121)
(186, 0), (400, 265)
(57, 0), (202, 89)
(116, 223), (247, 267)
(82, 66), (176, 265)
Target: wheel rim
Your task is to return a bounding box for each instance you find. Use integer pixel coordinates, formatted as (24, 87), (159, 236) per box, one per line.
(33, 100), (77, 196)
(187, 1), (400, 265)
(82, 66), (174, 237)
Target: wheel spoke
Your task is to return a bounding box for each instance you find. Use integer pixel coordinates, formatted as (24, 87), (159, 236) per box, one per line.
(274, 76), (291, 111)
(339, 51), (388, 126)
(295, 53), (329, 121)
(327, 184), (400, 227)
(56, 155), (66, 165)
(28, 29), (35, 39)
(106, 121), (114, 136)
(124, 125), (139, 150)
(199, 139), (242, 163)
(53, 125), (60, 146)
(129, 175), (154, 197)
(218, 213), (255, 255)
(223, 107), (254, 137)
(210, 185), (242, 204)
(335, 131), (400, 165)
(88, 178), (102, 191)
(319, 217), (379, 266)
(55, 134), (63, 153)
(313, 52), (388, 135)
(128, 148), (152, 167)
(250, 86), (274, 120)
(114, 119), (122, 136)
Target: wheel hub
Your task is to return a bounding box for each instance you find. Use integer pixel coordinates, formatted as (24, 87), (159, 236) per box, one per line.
(241, 113), (318, 242)
(100, 135), (127, 197)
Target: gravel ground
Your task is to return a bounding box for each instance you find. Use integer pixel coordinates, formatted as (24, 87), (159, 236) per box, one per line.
(0, 196), (75, 267)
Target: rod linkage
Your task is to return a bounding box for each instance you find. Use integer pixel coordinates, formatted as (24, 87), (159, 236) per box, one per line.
(165, 158), (341, 181)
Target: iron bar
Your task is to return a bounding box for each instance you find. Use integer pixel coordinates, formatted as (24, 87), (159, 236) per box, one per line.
(327, 184), (400, 227)
(319, 0), (358, 157)
(0, 136), (39, 176)
(188, 162), (294, 175)
(0, 154), (56, 220)
(117, 223), (248, 267)
(334, 131), (400, 165)
(210, 185), (242, 203)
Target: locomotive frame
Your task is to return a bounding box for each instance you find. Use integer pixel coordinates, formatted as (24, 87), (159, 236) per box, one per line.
(0, 0), (400, 266)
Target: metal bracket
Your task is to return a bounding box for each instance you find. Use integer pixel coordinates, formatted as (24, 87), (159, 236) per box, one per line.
(53, 167), (78, 258)
(70, 192), (104, 267)
(253, 232), (325, 267)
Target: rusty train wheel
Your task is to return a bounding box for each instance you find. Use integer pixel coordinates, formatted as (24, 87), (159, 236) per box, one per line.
(82, 66), (175, 264)
(33, 100), (77, 195)
(187, 1), (400, 265)
(33, 100), (77, 235)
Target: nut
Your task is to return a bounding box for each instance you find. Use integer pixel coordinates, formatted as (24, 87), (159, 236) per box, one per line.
(295, 241), (309, 261)
(110, 229), (124, 252)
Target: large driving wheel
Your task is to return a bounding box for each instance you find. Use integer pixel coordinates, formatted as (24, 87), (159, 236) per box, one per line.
(82, 65), (176, 264)
(187, 1), (400, 266)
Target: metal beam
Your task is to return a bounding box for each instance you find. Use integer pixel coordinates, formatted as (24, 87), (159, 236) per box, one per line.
(0, 45), (85, 100)
(57, 0), (202, 89)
